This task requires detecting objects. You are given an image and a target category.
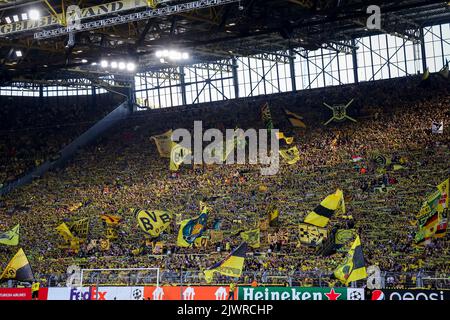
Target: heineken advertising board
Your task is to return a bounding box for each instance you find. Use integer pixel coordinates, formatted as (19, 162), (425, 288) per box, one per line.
(238, 287), (365, 300)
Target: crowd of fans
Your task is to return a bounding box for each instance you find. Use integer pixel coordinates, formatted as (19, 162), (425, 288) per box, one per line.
(0, 94), (120, 188)
(0, 75), (449, 288)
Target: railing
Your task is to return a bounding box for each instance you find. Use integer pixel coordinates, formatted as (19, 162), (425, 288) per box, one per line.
(27, 270), (450, 289)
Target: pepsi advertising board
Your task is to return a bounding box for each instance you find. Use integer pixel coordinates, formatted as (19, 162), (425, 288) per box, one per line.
(370, 289), (450, 300)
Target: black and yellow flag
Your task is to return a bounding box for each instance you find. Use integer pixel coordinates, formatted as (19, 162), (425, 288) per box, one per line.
(67, 218), (89, 239)
(373, 154), (392, 167)
(437, 178), (449, 213)
(276, 132), (294, 145)
(99, 239), (110, 251)
(56, 222), (75, 242)
(284, 109), (307, 128)
(335, 229), (356, 246)
(240, 228), (260, 248)
(100, 214), (122, 226)
(151, 129), (173, 158)
(334, 235), (367, 285)
(298, 223), (328, 246)
(135, 209), (172, 238)
(279, 146), (300, 165)
(0, 224), (20, 246)
(0, 248), (34, 282)
(105, 227), (118, 240)
(170, 141), (191, 171)
(304, 189), (345, 227)
(204, 242), (248, 283)
(268, 207), (279, 227)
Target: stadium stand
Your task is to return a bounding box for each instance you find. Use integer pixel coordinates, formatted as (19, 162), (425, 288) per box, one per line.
(1, 74), (448, 289)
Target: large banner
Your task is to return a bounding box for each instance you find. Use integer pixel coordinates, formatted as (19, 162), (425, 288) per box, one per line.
(135, 209), (172, 238)
(370, 289), (450, 300)
(238, 287), (365, 300)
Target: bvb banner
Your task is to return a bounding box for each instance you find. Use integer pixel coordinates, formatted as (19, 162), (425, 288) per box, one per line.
(298, 223), (328, 246)
(136, 209), (172, 238)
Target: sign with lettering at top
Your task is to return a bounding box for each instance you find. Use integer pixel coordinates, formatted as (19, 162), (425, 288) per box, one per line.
(0, 0), (149, 36)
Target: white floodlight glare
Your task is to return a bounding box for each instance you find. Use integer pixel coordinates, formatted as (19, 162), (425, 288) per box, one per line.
(111, 61), (118, 68)
(15, 50), (23, 58)
(126, 62), (136, 72)
(157, 49), (189, 60)
(81, 59), (88, 63)
(29, 9), (40, 20)
(118, 62), (126, 70)
(168, 50), (181, 60)
(13, 15), (19, 22)
(5, 17), (12, 24)
(100, 60), (108, 68)
(21, 13), (28, 20)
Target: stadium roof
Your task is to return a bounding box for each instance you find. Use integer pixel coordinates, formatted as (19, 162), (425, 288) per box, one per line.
(0, 0), (449, 82)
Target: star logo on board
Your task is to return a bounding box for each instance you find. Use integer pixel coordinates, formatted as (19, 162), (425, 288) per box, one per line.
(325, 288), (341, 300)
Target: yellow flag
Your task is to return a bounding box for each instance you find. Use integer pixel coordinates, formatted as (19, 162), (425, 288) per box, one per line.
(70, 238), (81, 252)
(106, 227), (118, 240)
(99, 239), (110, 251)
(240, 229), (260, 248)
(284, 109), (307, 128)
(67, 218), (89, 239)
(56, 223), (74, 242)
(151, 129), (173, 158)
(0, 224), (20, 246)
(135, 209), (172, 238)
(276, 132), (294, 145)
(100, 214), (122, 226)
(279, 146), (300, 165)
(170, 141), (191, 171)
(437, 178), (449, 213)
